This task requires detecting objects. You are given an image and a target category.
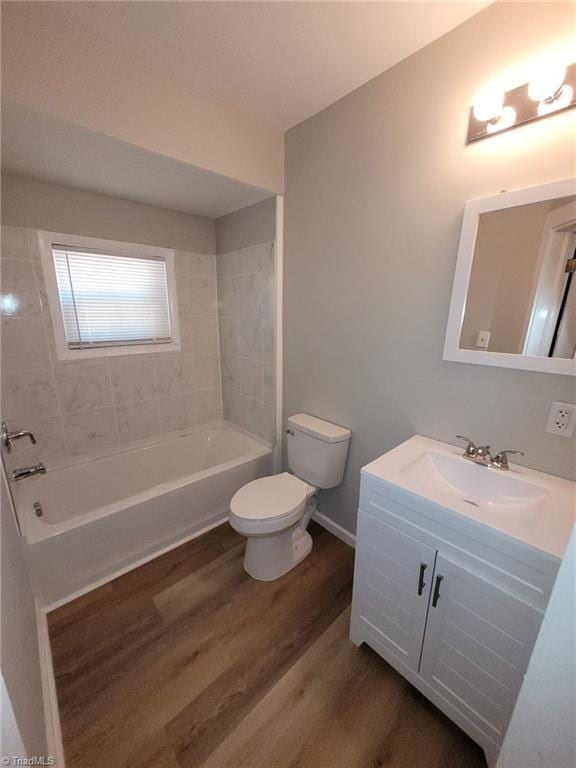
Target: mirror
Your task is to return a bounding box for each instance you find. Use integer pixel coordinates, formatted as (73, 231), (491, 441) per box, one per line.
(444, 179), (576, 375)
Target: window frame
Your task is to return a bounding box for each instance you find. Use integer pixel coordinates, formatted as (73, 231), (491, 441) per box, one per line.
(37, 230), (181, 360)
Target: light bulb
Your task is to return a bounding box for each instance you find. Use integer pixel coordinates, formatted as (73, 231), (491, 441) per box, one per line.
(486, 106), (517, 134)
(473, 87), (504, 122)
(538, 84), (573, 115)
(528, 62), (567, 102)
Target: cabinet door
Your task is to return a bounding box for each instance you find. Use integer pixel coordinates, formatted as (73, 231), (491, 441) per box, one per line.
(352, 510), (436, 671)
(419, 553), (543, 746)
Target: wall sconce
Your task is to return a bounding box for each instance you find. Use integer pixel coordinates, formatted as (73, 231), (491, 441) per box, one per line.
(467, 61), (576, 143)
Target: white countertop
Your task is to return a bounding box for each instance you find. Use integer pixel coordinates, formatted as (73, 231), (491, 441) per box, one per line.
(362, 436), (576, 560)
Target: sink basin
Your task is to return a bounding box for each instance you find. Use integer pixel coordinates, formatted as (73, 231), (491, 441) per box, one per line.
(362, 435), (576, 558)
(400, 450), (547, 520)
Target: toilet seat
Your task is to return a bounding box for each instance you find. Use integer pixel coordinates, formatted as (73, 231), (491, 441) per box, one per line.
(230, 473), (312, 535)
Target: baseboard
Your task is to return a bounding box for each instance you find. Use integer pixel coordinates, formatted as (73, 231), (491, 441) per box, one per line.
(313, 511), (356, 548)
(44, 515), (229, 612)
(35, 602), (65, 767)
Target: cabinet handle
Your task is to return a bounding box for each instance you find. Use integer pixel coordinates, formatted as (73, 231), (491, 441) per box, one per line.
(432, 575), (444, 607)
(417, 563), (428, 595)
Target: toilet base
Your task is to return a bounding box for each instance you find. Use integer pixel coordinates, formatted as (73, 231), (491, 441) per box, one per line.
(243, 526), (313, 581)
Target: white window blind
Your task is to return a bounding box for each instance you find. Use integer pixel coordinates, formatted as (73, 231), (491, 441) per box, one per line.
(52, 245), (172, 349)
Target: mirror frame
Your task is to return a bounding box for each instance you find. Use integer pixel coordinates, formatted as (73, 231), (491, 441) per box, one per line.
(443, 178), (576, 376)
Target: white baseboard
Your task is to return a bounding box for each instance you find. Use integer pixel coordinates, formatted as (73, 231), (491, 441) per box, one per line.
(35, 602), (65, 768)
(313, 511), (356, 548)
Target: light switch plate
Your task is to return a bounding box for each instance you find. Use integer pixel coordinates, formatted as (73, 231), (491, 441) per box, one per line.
(545, 402), (576, 437)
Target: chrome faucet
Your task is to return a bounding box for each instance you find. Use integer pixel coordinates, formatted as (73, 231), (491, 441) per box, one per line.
(490, 450), (526, 471)
(12, 463), (47, 481)
(456, 436), (524, 471)
(1, 421), (37, 453)
(456, 436), (492, 465)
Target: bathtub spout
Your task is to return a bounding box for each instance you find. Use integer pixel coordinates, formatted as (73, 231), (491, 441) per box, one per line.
(12, 463), (47, 481)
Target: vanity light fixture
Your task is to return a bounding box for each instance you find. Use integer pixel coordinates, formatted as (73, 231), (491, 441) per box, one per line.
(467, 60), (576, 143)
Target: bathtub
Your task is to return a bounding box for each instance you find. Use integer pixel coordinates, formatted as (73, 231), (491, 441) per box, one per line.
(15, 424), (271, 608)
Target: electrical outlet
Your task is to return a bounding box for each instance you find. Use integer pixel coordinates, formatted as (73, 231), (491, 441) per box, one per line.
(545, 402), (576, 437)
(475, 331), (491, 349)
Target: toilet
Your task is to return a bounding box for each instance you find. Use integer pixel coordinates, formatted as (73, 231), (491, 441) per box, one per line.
(230, 413), (351, 581)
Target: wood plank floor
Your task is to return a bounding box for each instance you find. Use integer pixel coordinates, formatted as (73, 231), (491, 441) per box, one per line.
(48, 522), (486, 768)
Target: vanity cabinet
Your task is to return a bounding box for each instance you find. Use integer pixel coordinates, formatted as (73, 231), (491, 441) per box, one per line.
(350, 472), (558, 766)
(352, 513), (436, 671)
(418, 552), (542, 738)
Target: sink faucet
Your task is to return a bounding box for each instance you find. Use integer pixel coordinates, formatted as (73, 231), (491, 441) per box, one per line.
(456, 436), (492, 465)
(12, 463), (47, 481)
(456, 436), (524, 471)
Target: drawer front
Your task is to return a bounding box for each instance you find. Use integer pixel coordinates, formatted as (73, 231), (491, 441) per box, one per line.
(352, 509), (436, 671)
(360, 475), (558, 612)
(419, 552), (543, 746)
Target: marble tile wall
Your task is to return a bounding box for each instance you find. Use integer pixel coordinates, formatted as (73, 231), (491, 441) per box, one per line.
(1, 226), (222, 468)
(217, 242), (275, 442)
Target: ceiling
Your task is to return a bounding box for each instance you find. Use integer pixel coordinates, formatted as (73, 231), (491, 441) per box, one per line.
(2, 2), (490, 217)
(2, 103), (273, 219)
(44, 1), (490, 131)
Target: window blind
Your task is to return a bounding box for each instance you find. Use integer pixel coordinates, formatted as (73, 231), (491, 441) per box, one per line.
(52, 246), (172, 349)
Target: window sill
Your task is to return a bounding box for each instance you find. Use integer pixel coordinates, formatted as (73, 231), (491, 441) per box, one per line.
(54, 341), (181, 361)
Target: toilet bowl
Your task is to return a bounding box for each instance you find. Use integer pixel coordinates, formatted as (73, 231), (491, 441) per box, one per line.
(229, 413), (351, 581)
(230, 472), (317, 581)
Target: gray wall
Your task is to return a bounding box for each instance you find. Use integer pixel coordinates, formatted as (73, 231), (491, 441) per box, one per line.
(2, 174), (215, 253)
(284, 2), (576, 534)
(1, 471), (48, 757)
(216, 197), (276, 254)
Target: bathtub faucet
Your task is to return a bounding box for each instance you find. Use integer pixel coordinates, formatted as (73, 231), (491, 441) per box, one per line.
(12, 463), (47, 481)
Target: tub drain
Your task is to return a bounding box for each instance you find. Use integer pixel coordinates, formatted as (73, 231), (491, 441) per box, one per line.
(33, 501), (43, 517)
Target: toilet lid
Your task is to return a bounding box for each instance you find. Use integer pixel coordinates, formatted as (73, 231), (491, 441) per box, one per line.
(231, 472), (309, 521)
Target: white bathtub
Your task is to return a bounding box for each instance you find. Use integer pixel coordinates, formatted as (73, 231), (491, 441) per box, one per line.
(15, 424), (271, 607)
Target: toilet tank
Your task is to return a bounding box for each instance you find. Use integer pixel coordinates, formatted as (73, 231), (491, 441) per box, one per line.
(286, 413), (351, 489)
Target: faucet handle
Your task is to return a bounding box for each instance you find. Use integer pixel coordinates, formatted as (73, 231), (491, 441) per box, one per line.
(1, 421), (37, 453)
(492, 449), (524, 470)
(456, 435), (477, 458)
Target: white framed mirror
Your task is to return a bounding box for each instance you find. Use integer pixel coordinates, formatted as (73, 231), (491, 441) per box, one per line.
(444, 178), (576, 376)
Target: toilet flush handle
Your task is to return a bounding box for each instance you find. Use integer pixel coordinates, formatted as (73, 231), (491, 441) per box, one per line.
(286, 429), (295, 436)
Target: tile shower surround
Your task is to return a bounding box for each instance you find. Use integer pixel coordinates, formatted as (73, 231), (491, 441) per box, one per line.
(217, 242), (276, 443)
(0, 226), (223, 467)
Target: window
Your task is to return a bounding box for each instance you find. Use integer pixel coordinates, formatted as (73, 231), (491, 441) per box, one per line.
(38, 232), (180, 360)
(52, 246), (172, 349)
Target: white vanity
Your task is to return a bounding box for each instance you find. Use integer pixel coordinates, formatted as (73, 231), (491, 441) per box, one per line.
(350, 435), (575, 766)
